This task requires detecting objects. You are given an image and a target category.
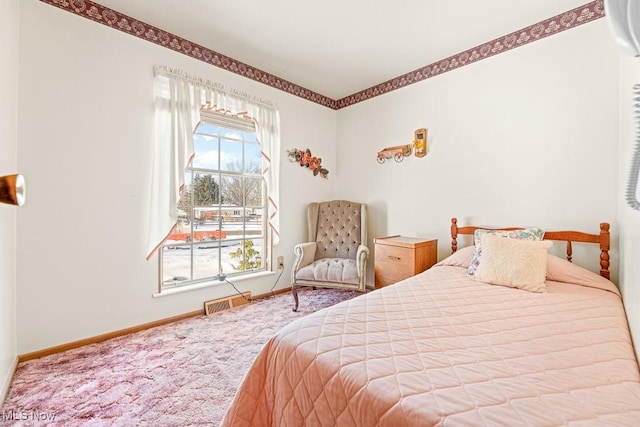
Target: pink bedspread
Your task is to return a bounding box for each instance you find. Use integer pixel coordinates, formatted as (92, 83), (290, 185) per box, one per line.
(222, 256), (640, 426)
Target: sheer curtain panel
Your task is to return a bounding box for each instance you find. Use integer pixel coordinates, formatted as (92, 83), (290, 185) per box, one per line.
(147, 66), (280, 260)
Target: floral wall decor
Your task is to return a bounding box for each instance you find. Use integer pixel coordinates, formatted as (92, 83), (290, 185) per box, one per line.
(287, 148), (329, 178)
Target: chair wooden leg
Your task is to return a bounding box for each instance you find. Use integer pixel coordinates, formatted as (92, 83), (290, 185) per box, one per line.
(292, 285), (299, 312)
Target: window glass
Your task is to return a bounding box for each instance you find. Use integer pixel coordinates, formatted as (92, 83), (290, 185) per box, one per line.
(192, 135), (219, 170)
(160, 121), (267, 290)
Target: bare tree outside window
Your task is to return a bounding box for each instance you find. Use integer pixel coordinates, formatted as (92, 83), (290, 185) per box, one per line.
(221, 160), (261, 207)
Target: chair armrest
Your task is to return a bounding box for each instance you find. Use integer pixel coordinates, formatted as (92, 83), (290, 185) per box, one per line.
(356, 244), (369, 273)
(293, 242), (317, 272)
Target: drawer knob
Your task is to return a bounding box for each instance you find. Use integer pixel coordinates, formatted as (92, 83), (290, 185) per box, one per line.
(388, 255), (401, 260)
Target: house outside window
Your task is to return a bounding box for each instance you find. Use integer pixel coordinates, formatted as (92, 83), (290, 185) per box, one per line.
(160, 117), (267, 290)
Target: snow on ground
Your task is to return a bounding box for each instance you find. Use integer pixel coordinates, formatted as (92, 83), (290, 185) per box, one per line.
(162, 220), (263, 287)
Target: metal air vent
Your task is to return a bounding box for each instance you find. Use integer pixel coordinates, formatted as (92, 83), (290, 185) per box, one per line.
(204, 292), (251, 316)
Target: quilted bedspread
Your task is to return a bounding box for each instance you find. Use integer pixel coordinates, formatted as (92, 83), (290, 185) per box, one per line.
(221, 252), (640, 426)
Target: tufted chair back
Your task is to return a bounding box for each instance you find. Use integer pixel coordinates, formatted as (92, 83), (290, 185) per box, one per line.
(307, 200), (367, 261)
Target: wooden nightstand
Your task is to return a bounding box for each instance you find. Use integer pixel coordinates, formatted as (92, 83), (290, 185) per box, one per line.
(374, 236), (438, 288)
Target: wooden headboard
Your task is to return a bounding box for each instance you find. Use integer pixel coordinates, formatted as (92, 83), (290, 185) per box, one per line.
(450, 218), (611, 279)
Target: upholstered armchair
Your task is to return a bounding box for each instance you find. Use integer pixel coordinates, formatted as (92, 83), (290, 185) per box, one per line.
(291, 200), (369, 311)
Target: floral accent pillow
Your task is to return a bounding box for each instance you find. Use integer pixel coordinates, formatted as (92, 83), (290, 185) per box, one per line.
(467, 227), (545, 275)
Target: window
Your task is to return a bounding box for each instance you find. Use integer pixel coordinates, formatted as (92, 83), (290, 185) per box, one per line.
(160, 117), (267, 290)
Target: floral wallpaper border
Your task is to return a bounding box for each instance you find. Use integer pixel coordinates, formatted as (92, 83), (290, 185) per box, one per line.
(336, 1), (604, 109)
(40, 0), (336, 109)
(41, 0), (603, 110)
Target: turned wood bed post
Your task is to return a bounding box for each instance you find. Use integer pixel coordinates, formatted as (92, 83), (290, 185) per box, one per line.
(600, 223), (611, 280)
(451, 218), (458, 253)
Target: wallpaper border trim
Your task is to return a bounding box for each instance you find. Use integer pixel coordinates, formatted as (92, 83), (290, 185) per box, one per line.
(40, 0), (604, 110)
(40, 0), (337, 109)
(336, 1), (604, 109)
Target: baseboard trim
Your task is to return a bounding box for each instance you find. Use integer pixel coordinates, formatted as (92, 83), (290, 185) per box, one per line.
(18, 287), (294, 363)
(253, 286), (291, 300)
(18, 309), (205, 362)
(1, 356), (18, 405)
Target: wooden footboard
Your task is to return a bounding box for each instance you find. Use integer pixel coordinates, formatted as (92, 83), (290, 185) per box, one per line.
(450, 218), (610, 279)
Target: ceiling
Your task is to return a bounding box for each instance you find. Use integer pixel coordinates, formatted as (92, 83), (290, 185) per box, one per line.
(95, 0), (593, 100)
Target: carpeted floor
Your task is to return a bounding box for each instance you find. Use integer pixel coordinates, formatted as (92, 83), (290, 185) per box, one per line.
(2, 288), (359, 426)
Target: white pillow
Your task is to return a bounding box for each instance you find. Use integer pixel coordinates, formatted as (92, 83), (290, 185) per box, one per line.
(474, 234), (553, 293)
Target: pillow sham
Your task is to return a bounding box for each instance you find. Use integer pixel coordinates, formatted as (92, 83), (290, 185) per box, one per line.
(435, 245), (475, 268)
(546, 254), (619, 296)
(473, 234), (553, 293)
(467, 227), (545, 275)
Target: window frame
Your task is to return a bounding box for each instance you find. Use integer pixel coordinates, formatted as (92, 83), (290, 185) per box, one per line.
(157, 114), (271, 293)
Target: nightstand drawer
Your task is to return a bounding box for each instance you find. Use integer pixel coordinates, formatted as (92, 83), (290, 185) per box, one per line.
(375, 245), (414, 284)
(374, 236), (437, 288)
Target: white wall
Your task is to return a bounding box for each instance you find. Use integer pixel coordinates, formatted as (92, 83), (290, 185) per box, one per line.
(618, 54), (640, 354)
(336, 21), (620, 283)
(16, 0), (336, 354)
(0, 0), (20, 401)
(16, 1), (629, 358)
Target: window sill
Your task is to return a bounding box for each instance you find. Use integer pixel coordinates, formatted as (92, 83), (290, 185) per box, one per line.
(153, 270), (277, 298)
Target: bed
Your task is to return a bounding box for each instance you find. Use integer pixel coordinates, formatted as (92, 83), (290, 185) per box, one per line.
(221, 219), (640, 426)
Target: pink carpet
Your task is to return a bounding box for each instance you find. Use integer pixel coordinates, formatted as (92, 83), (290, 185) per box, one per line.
(2, 288), (359, 426)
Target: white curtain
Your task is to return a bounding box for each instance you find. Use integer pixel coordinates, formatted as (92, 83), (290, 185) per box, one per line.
(147, 66), (280, 260)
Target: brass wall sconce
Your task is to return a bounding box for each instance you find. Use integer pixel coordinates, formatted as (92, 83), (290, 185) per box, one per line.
(0, 174), (26, 206)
